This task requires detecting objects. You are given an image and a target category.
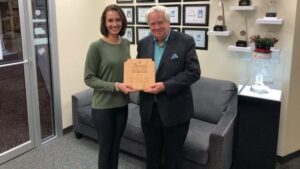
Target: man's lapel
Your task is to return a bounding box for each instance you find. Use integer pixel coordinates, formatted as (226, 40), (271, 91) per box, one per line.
(147, 36), (155, 60)
(156, 31), (175, 75)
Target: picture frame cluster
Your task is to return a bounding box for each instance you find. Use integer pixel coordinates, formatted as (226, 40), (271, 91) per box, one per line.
(118, 0), (210, 50)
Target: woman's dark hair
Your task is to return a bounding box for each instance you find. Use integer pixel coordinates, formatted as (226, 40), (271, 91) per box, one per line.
(100, 4), (127, 37)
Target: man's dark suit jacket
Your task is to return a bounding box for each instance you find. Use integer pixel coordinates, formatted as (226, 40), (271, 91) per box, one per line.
(137, 30), (201, 127)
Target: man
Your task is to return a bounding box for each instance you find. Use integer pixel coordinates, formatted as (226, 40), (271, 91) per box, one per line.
(137, 5), (201, 169)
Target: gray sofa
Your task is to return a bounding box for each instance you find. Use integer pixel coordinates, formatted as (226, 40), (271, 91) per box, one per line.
(72, 77), (237, 169)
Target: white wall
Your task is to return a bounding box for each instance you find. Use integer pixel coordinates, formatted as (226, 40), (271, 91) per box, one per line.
(277, 0), (300, 156)
(55, 0), (104, 128)
(55, 0), (300, 156)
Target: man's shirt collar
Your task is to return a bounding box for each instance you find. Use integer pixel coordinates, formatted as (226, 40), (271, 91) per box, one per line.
(153, 30), (171, 47)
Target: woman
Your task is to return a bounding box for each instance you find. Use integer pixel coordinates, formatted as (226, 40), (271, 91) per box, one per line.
(84, 4), (134, 169)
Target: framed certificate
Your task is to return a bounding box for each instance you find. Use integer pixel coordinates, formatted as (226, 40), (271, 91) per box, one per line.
(136, 0), (155, 3)
(123, 26), (135, 44)
(159, 0), (181, 2)
(120, 6), (135, 24)
(136, 27), (151, 41)
(183, 0), (209, 1)
(182, 28), (208, 50)
(136, 6), (152, 25)
(165, 5), (181, 25)
(183, 4), (209, 26)
(116, 0), (133, 3)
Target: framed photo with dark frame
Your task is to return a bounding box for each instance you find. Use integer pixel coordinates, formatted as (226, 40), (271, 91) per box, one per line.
(159, 0), (181, 3)
(165, 5), (181, 25)
(136, 0), (155, 3)
(183, 0), (209, 1)
(123, 26), (135, 44)
(182, 28), (208, 50)
(171, 27), (181, 32)
(136, 26), (151, 41)
(183, 4), (209, 26)
(116, 0), (133, 3)
(136, 6), (152, 25)
(120, 6), (135, 24)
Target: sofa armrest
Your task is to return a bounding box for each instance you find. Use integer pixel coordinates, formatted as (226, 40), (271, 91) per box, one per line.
(72, 88), (93, 130)
(72, 88), (93, 108)
(208, 104), (237, 169)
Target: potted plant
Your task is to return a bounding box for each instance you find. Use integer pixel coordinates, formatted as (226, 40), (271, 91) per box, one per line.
(250, 35), (279, 53)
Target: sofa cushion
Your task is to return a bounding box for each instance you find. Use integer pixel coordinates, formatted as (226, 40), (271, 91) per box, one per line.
(123, 103), (145, 144)
(78, 105), (94, 128)
(191, 77), (236, 124)
(129, 92), (140, 105)
(182, 119), (216, 165)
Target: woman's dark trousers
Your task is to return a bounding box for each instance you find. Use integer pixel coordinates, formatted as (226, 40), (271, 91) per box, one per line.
(92, 106), (128, 169)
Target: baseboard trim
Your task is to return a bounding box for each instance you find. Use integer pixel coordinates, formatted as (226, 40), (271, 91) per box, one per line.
(277, 150), (300, 163)
(63, 125), (73, 135)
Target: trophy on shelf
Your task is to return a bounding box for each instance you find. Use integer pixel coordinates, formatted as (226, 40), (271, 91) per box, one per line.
(214, 0), (227, 31)
(266, 0), (277, 17)
(236, 17), (248, 47)
(239, 0), (251, 6)
(251, 73), (270, 94)
(250, 61), (273, 94)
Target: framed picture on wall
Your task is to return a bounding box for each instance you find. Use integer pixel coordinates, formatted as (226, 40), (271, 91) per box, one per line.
(165, 5), (181, 25)
(183, 0), (209, 1)
(136, 6), (152, 25)
(120, 6), (135, 24)
(182, 28), (208, 50)
(183, 4), (209, 26)
(136, 0), (155, 3)
(158, 0), (181, 3)
(123, 26), (135, 44)
(116, 0), (133, 3)
(136, 27), (151, 41)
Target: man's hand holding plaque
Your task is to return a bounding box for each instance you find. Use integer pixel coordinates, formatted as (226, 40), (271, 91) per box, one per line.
(124, 59), (155, 90)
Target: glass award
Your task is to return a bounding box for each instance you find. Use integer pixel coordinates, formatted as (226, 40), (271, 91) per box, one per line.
(250, 61), (272, 94)
(251, 74), (270, 94)
(236, 16), (248, 47)
(266, 0), (277, 17)
(213, 1), (227, 31)
(236, 30), (248, 47)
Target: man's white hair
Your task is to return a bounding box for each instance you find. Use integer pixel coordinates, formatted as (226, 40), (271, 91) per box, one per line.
(145, 5), (170, 23)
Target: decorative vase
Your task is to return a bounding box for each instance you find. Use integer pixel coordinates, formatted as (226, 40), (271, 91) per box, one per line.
(254, 44), (272, 53)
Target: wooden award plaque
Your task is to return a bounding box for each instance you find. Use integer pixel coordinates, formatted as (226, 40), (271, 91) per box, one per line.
(124, 59), (155, 90)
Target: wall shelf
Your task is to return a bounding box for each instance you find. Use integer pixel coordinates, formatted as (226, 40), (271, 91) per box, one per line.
(228, 46), (280, 53)
(207, 30), (232, 36)
(228, 45), (252, 52)
(230, 5), (257, 11)
(256, 17), (283, 25)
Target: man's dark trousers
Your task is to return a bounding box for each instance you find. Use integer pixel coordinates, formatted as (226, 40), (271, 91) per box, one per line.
(141, 103), (190, 169)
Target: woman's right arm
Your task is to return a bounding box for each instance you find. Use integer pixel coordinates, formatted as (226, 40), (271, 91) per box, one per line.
(84, 44), (115, 92)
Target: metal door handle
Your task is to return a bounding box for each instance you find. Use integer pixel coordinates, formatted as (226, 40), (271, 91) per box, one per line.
(0, 60), (29, 68)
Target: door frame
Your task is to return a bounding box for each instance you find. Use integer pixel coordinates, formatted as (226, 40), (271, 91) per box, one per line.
(47, 0), (63, 139)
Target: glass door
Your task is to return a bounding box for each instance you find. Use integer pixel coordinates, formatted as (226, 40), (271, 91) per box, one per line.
(0, 0), (35, 163)
(0, 0), (60, 164)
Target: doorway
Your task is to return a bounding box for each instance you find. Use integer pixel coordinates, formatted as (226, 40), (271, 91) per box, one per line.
(0, 0), (61, 164)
